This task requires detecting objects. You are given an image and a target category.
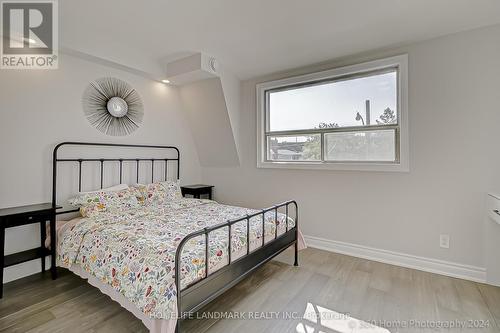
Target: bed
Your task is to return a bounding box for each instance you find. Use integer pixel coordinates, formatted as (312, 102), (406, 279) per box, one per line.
(52, 142), (301, 333)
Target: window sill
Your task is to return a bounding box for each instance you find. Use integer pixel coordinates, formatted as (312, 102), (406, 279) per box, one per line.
(257, 160), (409, 172)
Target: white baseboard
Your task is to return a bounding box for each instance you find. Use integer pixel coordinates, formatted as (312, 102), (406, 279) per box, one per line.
(304, 235), (486, 283)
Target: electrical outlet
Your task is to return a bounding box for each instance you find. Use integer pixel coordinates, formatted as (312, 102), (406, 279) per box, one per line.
(440, 234), (450, 249)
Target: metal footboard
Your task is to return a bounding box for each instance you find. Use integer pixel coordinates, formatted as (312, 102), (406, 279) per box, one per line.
(174, 200), (298, 329)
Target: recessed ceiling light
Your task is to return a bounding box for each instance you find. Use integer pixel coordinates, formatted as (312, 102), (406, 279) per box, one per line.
(161, 79), (170, 84)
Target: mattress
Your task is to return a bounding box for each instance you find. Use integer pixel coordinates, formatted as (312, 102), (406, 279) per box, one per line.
(56, 198), (297, 323)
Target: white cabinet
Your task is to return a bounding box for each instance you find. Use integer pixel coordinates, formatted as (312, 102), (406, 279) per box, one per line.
(485, 193), (500, 286)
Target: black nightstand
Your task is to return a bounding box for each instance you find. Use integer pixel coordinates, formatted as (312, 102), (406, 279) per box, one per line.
(181, 185), (214, 200)
(0, 203), (57, 298)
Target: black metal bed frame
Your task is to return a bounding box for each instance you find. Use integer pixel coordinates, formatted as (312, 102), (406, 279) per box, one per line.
(52, 142), (298, 332)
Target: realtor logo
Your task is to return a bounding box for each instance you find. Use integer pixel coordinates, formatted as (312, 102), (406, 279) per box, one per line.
(1, 0), (58, 69)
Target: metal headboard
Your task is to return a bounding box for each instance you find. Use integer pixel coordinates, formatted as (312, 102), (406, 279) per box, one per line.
(52, 142), (180, 214)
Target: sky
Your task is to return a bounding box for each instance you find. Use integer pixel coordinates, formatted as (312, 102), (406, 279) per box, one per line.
(269, 71), (397, 132)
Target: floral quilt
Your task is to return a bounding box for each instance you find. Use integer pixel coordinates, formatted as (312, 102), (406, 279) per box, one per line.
(58, 198), (295, 319)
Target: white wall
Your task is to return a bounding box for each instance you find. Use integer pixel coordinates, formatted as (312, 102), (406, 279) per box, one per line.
(202, 24), (500, 270)
(2, 24), (499, 283)
(179, 78), (240, 167)
(0, 53), (202, 282)
(218, 66), (242, 158)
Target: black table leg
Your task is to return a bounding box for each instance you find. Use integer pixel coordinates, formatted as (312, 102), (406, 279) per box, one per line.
(40, 220), (46, 273)
(50, 215), (57, 279)
(0, 226), (4, 298)
(209, 190), (212, 200)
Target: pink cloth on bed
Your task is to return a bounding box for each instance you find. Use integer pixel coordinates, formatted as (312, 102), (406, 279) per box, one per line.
(297, 230), (307, 250)
(45, 219), (82, 249)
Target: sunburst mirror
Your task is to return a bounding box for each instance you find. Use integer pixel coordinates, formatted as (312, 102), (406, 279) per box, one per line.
(82, 77), (144, 136)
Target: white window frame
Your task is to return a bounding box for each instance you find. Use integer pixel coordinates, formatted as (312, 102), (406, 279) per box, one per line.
(256, 54), (409, 172)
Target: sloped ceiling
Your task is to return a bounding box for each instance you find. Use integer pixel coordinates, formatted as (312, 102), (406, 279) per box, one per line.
(60, 0), (500, 80)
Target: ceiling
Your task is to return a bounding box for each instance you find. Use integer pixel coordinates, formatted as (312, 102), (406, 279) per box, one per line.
(60, 0), (500, 79)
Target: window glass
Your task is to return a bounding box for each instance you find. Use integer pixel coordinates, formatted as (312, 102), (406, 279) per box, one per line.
(324, 129), (396, 162)
(268, 71), (397, 132)
(267, 135), (321, 161)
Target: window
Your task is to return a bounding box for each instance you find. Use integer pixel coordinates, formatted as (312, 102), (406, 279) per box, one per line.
(256, 55), (408, 171)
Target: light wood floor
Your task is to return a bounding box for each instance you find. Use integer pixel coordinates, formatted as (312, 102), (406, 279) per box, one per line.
(1, 248), (499, 332)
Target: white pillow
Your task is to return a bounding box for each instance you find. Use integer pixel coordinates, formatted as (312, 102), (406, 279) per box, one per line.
(78, 184), (129, 195)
